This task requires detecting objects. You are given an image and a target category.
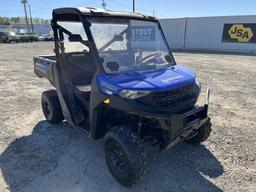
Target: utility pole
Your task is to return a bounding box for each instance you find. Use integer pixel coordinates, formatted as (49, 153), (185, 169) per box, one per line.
(21, 0), (30, 33)
(102, 0), (106, 10)
(28, 3), (34, 34)
(133, 0), (135, 13)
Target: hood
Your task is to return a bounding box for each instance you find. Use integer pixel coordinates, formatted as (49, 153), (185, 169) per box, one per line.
(97, 66), (196, 94)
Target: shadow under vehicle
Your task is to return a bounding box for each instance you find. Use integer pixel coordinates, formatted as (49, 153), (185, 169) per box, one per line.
(33, 7), (212, 187)
(0, 121), (223, 192)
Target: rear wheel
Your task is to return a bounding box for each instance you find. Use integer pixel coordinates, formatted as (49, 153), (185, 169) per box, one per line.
(104, 126), (147, 187)
(184, 119), (212, 144)
(41, 90), (64, 124)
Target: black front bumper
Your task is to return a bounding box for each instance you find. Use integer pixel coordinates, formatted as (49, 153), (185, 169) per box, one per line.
(140, 104), (209, 150)
(140, 88), (211, 150)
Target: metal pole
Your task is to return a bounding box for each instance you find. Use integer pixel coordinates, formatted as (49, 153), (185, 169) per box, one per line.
(133, 0), (135, 13)
(21, 0), (30, 33)
(28, 3), (34, 34)
(183, 17), (188, 49)
(102, 0), (106, 10)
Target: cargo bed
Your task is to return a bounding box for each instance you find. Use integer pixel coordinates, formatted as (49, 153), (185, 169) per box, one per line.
(33, 55), (56, 85)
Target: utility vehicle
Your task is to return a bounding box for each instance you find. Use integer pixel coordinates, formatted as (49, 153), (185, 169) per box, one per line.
(0, 31), (20, 43)
(38, 34), (54, 41)
(18, 33), (39, 42)
(34, 7), (212, 187)
(0, 32), (8, 43)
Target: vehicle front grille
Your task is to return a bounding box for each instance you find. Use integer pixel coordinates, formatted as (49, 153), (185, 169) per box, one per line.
(152, 83), (195, 107)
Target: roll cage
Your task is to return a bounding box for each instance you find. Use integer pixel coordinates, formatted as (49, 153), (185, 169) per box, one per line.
(52, 7), (173, 73)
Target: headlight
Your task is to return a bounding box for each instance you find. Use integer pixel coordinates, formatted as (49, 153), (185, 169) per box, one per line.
(119, 90), (150, 99)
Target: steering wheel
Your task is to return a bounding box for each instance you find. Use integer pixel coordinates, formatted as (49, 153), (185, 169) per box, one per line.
(138, 53), (159, 65)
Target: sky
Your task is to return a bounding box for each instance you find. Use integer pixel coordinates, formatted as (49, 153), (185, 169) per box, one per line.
(0, 0), (255, 19)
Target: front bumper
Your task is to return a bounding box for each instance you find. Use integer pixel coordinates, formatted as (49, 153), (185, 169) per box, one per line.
(140, 89), (211, 150)
(163, 104), (209, 150)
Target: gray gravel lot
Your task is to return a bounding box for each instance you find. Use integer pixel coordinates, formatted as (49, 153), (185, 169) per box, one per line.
(0, 42), (255, 192)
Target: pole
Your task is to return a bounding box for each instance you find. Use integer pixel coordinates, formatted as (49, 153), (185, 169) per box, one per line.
(102, 0), (106, 10)
(183, 17), (188, 49)
(21, 0), (30, 33)
(28, 3), (34, 34)
(133, 0), (135, 13)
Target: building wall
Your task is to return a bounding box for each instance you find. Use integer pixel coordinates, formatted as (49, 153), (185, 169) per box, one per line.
(0, 24), (52, 35)
(160, 15), (256, 53)
(160, 18), (186, 49)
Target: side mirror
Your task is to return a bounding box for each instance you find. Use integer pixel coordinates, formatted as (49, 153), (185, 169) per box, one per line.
(69, 34), (83, 42)
(106, 61), (120, 72)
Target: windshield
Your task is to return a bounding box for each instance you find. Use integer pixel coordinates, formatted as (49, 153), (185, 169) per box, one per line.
(88, 18), (174, 74)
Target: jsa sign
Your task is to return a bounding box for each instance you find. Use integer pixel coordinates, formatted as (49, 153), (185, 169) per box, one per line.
(222, 23), (256, 43)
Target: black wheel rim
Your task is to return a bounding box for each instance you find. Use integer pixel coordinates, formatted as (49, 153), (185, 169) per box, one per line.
(42, 100), (51, 117)
(106, 139), (129, 175)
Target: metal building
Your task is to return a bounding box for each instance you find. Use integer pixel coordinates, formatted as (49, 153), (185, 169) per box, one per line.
(0, 24), (52, 35)
(160, 15), (256, 53)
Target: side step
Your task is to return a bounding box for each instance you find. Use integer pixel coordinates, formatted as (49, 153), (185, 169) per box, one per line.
(77, 122), (90, 135)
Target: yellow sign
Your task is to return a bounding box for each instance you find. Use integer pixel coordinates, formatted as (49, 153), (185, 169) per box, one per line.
(228, 24), (254, 43)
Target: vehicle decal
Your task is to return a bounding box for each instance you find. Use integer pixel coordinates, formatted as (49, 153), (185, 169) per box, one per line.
(161, 75), (184, 83)
(100, 81), (119, 92)
(129, 26), (156, 41)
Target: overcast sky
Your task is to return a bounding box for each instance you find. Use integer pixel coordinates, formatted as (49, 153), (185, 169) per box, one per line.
(0, 0), (255, 19)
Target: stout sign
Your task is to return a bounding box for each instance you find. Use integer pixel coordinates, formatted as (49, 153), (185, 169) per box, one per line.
(129, 26), (156, 41)
(222, 23), (256, 43)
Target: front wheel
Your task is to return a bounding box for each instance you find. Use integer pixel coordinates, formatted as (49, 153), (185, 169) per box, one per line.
(104, 126), (147, 187)
(184, 119), (212, 144)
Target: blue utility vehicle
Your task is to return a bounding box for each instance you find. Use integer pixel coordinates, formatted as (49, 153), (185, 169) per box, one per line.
(34, 7), (212, 187)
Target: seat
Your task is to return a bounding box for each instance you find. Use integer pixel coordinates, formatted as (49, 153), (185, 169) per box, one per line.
(66, 52), (96, 86)
(76, 85), (91, 92)
(74, 85), (91, 101)
(63, 52), (95, 101)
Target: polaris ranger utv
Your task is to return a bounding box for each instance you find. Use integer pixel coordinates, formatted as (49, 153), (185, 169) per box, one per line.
(34, 7), (212, 187)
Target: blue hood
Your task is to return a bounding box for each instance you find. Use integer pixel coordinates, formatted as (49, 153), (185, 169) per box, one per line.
(97, 66), (196, 94)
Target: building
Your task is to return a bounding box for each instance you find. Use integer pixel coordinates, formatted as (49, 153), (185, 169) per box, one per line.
(0, 23), (52, 35)
(160, 15), (256, 53)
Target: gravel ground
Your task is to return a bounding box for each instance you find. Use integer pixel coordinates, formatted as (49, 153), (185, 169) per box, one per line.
(0, 42), (255, 192)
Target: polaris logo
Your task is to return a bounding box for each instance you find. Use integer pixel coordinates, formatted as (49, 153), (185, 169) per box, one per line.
(161, 75), (183, 83)
(101, 81), (119, 92)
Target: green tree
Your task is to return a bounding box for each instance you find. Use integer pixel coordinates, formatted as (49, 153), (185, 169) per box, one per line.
(10, 17), (21, 24)
(0, 16), (50, 24)
(0, 17), (10, 24)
